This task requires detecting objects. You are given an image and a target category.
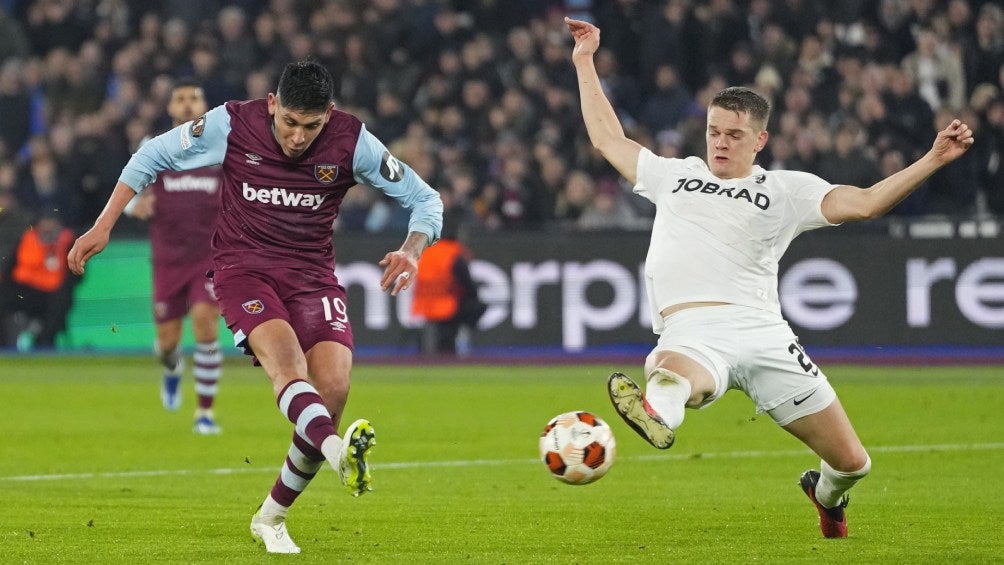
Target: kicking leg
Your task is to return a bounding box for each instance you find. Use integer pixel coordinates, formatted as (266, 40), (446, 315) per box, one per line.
(608, 350), (716, 449)
(306, 341), (376, 497)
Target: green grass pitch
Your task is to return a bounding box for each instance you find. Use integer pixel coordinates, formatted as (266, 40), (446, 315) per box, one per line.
(1, 356), (1002, 563)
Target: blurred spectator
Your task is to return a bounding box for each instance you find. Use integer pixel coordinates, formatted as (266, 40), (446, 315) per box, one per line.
(217, 6), (257, 93)
(885, 67), (937, 150)
(870, 0), (916, 64)
(0, 59), (30, 155)
(411, 209), (486, 357)
(0, 7), (29, 61)
(0, 168), (32, 275)
(772, 0), (823, 42)
(189, 42), (241, 107)
(0, 212), (77, 349)
(901, 27), (966, 112)
(757, 23), (798, 80)
(162, 0), (222, 30)
(554, 169), (595, 227)
(15, 136), (79, 224)
(964, 3), (1003, 91)
(640, 63), (693, 135)
(690, 0), (749, 83)
(578, 180), (649, 231)
(639, 0), (694, 89)
(984, 97), (1004, 215)
(25, 0), (90, 56)
(815, 123), (882, 188)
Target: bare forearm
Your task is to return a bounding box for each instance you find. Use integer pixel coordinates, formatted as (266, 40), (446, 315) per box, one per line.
(399, 231), (431, 260)
(92, 181), (140, 234)
(573, 58), (625, 148)
(863, 152), (944, 217)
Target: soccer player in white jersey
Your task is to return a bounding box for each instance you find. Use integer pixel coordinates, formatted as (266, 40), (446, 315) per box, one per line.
(566, 17), (974, 538)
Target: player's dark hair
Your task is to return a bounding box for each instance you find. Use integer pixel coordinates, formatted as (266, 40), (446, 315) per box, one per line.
(276, 60), (334, 113)
(172, 77), (203, 91)
(710, 87), (771, 130)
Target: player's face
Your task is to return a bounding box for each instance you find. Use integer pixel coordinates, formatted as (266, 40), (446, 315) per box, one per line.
(705, 106), (768, 179)
(267, 93), (332, 159)
(167, 86), (208, 126)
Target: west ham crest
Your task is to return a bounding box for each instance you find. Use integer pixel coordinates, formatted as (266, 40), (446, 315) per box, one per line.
(314, 164), (339, 184)
(242, 299), (265, 314)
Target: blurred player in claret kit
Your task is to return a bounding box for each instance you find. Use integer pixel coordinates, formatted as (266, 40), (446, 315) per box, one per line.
(68, 60), (443, 554)
(566, 17), (974, 539)
(124, 80), (225, 434)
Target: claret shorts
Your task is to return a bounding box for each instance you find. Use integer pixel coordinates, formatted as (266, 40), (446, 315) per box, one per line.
(212, 267), (354, 361)
(152, 259), (217, 323)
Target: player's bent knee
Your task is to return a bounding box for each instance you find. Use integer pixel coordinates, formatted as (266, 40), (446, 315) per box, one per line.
(643, 351), (659, 377)
(825, 453), (871, 478)
(848, 453), (871, 477)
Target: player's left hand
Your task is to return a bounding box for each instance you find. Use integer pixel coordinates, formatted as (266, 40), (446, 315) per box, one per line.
(931, 119), (974, 165)
(379, 250), (417, 296)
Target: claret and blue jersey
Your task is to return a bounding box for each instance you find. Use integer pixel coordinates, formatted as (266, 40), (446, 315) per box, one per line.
(119, 99), (443, 271)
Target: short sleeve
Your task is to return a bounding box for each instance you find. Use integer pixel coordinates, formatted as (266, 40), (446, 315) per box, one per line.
(634, 147), (686, 203)
(783, 171), (839, 233)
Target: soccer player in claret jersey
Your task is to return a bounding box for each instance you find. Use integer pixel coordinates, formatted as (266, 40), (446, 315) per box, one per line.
(68, 61), (443, 554)
(124, 80), (225, 434)
(566, 18), (974, 539)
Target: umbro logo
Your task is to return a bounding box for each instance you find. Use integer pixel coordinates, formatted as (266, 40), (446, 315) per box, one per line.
(245, 153), (263, 165)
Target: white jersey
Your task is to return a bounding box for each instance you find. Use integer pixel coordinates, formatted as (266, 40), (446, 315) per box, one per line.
(634, 148), (837, 333)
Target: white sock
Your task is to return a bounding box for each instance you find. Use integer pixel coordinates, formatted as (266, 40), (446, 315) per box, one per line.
(320, 434), (344, 466)
(644, 368), (691, 429)
(258, 494), (289, 526)
(816, 456), (871, 508)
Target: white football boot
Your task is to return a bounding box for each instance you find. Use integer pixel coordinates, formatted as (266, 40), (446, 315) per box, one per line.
(250, 510), (300, 554)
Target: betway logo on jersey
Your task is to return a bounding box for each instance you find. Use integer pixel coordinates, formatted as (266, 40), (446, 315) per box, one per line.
(242, 182), (327, 210)
(163, 175), (219, 194)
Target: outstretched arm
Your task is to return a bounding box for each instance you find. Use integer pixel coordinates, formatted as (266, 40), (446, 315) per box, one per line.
(67, 181), (137, 274)
(68, 106), (231, 275)
(822, 119), (974, 223)
(565, 17), (643, 184)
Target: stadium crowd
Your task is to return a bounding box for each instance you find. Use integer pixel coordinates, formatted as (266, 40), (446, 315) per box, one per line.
(0, 0), (1002, 243)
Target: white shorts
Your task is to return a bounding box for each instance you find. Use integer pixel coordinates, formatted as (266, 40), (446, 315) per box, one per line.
(649, 304), (836, 425)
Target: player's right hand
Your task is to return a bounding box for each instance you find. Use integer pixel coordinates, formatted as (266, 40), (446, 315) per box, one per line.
(67, 228), (111, 275)
(565, 17), (600, 62)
